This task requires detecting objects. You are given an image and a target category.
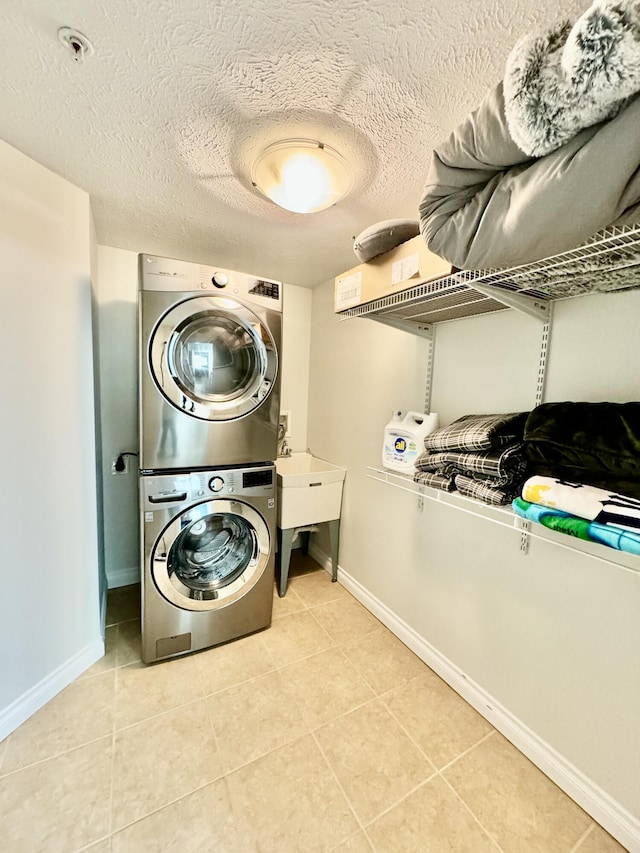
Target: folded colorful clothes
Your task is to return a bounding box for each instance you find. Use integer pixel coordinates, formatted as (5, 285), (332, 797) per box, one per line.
(455, 475), (518, 506)
(424, 412), (529, 452)
(512, 498), (640, 557)
(413, 471), (456, 491)
(525, 464), (640, 500)
(522, 476), (640, 532)
(416, 442), (527, 485)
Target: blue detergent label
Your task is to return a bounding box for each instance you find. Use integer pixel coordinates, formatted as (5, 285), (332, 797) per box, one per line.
(384, 432), (419, 466)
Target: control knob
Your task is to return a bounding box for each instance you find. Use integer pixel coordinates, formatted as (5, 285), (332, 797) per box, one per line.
(209, 476), (225, 493)
(211, 272), (228, 288)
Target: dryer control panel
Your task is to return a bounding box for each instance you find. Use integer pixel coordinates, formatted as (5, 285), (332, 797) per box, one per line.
(139, 254), (282, 311)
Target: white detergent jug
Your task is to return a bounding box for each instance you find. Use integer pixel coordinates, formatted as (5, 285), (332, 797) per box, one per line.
(382, 410), (440, 474)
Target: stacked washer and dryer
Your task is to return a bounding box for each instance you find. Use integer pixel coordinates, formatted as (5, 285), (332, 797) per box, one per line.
(138, 254), (282, 663)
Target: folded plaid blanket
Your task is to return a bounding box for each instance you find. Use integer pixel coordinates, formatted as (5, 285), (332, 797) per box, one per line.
(415, 442), (527, 486)
(413, 471), (456, 491)
(424, 412), (529, 452)
(455, 474), (518, 506)
(512, 497), (640, 557)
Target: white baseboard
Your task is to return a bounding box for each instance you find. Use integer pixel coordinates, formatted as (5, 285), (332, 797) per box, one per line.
(0, 636), (105, 741)
(309, 543), (639, 853)
(107, 565), (140, 589)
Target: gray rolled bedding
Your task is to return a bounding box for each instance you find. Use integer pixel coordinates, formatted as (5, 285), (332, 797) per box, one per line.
(418, 0), (640, 271)
(418, 85), (640, 271)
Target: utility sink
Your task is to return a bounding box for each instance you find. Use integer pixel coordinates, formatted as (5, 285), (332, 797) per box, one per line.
(276, 452), (346, 529)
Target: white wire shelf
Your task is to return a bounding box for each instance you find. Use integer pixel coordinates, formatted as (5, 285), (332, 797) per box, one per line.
(340, 224), (640, 331)
(366, 465), (640, 575)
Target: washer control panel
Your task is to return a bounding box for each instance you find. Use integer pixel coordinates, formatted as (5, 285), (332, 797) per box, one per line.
(208, 476), (225, 493)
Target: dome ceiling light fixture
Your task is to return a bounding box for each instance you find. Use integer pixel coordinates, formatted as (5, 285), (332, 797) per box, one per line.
(251, 139), (354, 214)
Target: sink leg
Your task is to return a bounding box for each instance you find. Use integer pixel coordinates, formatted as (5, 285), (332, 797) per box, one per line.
(328, 519), (340, 583)
(278, 527), (295, 597)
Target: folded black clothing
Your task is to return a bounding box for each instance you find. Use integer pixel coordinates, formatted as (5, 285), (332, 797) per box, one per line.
(525, 402), (640, 481)
(454, 475), (518, 506)
(415, 442), (527, 485)
(526, 464), (640, 501)
(424, 412), (529, 452)
(413, 471), (456, 492)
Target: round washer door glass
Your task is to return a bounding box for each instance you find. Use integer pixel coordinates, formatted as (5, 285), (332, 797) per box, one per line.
(152, 499), (270, 612)
(149, 296), (277, 421)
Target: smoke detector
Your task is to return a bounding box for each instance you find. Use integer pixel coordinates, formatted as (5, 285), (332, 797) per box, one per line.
(57, 27), (94, 63)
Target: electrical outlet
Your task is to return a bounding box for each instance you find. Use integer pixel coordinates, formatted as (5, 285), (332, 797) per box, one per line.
(111, 455), (130, 475)
(280, 410), (292, 437)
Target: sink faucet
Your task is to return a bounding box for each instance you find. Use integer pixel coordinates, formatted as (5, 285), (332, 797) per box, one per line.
(277, 422), (291, 457)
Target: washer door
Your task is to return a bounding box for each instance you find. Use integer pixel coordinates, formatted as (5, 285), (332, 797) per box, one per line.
(149, 295), (277, 421)
(151, 499), (271, 612)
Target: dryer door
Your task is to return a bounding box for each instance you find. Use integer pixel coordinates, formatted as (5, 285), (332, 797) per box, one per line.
(151, 498), (271, 612)
(149, 295), (278, 421)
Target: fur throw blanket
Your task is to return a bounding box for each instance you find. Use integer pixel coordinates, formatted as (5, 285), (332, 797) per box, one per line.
(505, 0), (640, 156)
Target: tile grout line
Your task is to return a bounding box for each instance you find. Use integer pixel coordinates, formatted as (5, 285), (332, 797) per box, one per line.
(438, 761), (507, 852)
(375, 699), (505, 850)
(309, 727), (373, 848)
(436, 728), (497, 774)
(568, 822), (596, 853)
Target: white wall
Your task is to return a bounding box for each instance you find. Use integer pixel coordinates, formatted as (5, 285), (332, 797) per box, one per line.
(0, 140), (102, 737)
(308, 280), (640, 845)
(96, 245), (312, 587)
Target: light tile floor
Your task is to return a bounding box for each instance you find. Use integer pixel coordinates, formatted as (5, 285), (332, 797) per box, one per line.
(0, 553), (628, 852)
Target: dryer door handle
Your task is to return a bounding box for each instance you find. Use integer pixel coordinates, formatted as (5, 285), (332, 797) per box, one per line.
(149, 492), (188, 504)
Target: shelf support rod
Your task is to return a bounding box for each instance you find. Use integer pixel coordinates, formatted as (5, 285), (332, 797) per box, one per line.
(534, 304), (553, 407)
(370, 315), (434, 340)
(424, 328), (436, 415)
(465, 282), (550, 322)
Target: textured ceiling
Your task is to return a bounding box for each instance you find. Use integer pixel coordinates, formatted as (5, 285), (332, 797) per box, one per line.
(1, 0), (587, 287)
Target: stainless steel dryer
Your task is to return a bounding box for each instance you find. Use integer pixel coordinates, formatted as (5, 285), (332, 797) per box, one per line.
(140, 464), (275, 663)
(139, 254), (282, 471)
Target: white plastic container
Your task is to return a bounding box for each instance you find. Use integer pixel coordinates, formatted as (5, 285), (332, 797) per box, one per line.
(382, 410), (440, 473)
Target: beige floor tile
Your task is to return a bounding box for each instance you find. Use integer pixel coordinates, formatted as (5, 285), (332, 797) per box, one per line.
(444, 733), (592, 852)
(195, 630), (276, 695)
(289, 568), (350, 607)
(107, 584), (141, 626)
(0, 736), (7, 775)
(2, 670), (115, 773)
(112, 699), (223, 831)
(227, 734), (359, 852)
(0, 737), (112, 852)
(331, 832), (374, 852)
(315, 699), (435, 825)
(116, 619), (141, 667)
(342, 625), (427, 695)
(260, 609), (334, 666)
(383, 669), (493, 768)
(576, 823), (629, 852)
(81, 625), (118, 678)
(115, 656), (203, 729)
(272, 584), (306, 618)
(367, 775), (498, 852)
(111, 778), (257, 853)
(208, 670), (308, 772)
(279, 647), (375, 729)
(310, 596), (381, 645)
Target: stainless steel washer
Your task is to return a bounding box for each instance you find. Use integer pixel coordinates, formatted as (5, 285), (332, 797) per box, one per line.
(140, 464), (275, 663)
(139, 254), (282, 471)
